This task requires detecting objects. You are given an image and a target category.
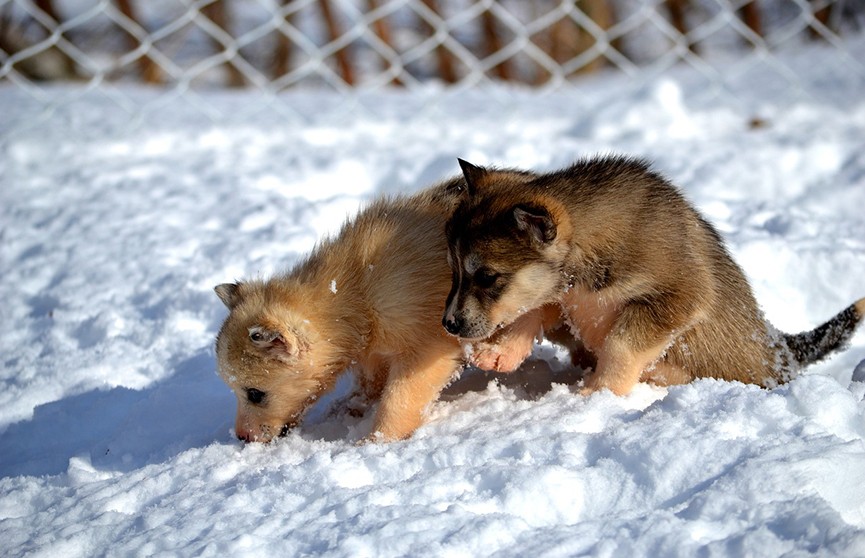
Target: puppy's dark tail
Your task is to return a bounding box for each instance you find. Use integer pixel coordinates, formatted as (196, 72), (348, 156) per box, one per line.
(782, 298), (865, 369)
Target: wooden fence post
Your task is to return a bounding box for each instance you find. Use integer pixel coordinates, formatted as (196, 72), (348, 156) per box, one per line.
(273, 0), (295, 79)
(115, 0), (162, 84)
(366, 0), (403, 85)
(201, 0), (245, 87)
(481, 3), (512, 80)
(739, 1), (762, 42)
(420, 0), (457, 83)
(318, 0), (355, 85)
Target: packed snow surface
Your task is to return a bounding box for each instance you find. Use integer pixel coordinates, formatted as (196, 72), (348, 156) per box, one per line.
(2, 40), (865, 557)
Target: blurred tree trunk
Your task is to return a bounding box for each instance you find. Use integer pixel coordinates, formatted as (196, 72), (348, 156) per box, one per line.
(665, 0), (697, 53)
(738, 1), (762, 43)
(0, 0), (78, 80)
(115, 0), (162, 84)
(481, 3), (512, 80)
(201, 0), (245, 87)
(273, 0), (295, 79)
(580, 0), (614, 73)
(809, 0), (833, 38)
(367, 0), (403, 85)
(420, 0), (457, 83)
(549, 16), (573, 65)
(318, 0), (355, 85)
(33, 0), (61, 23)
(548, 1), (614, 78)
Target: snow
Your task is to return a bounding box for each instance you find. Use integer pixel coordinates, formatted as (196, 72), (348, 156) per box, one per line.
(2, 37), (865, 557)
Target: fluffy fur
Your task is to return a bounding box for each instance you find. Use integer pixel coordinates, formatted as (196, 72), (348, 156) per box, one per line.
(443, 156), (865, 395)
(214, 179), (566, 443)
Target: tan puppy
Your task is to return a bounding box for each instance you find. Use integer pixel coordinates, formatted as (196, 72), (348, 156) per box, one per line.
(443, 156), (865, 395)
(214, 179), (565, 443)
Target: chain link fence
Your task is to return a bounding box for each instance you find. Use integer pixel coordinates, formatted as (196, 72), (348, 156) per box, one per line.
(2, 0), (864, 138)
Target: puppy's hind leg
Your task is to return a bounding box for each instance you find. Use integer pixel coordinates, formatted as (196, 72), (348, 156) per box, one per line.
(581, 293), (698, 396)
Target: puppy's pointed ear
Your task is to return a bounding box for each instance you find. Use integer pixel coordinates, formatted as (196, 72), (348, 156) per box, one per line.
(457, 158), (486, 197)
(248, 325), (305, 362)
(513, 205), (557, 245)
(215, 283), (242, 309)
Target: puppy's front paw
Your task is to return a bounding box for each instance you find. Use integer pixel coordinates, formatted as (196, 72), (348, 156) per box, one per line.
(470, 342), (531, 373)
(470, 344), (504, 371)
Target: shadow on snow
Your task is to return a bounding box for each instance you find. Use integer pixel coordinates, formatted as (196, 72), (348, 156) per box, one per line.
(0, 348), (588, 478)
(0, 351), (235, 479)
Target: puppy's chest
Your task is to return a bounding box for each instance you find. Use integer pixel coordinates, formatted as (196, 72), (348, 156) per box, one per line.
(560, 287), (622, 351)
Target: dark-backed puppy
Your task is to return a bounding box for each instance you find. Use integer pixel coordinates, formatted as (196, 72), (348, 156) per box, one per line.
(443, 156), (864, 395)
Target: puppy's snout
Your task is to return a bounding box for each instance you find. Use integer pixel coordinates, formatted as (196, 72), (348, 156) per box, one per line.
(443, 314), (464, 336)
(236, 422), (291, 444)
(235, 420), (267, 443)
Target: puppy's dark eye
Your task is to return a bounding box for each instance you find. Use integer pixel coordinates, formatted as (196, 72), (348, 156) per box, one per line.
(250, 331), (265, 342)
(474, 268), (499, 289)
(246, 388), (266, 404)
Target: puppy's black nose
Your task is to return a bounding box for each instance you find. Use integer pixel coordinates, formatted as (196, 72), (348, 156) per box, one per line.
(443, 315), (463, 335)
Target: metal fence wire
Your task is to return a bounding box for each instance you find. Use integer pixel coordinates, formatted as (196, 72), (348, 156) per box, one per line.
(2, 0), (864, 134)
